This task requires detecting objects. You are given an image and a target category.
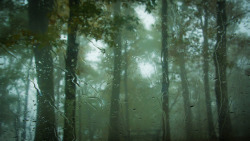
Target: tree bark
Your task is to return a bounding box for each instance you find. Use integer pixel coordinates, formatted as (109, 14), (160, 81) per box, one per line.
(21, 56), (33, 141)
(179, 57), (193, 141)
(54, 53), (64, 137)
(108, 1), (122, 140)
(63, 0), (80, 140)
(201, 2), (216, 140)
(161, 0), (171, 140)
(14, 86), (21, 141)
(214, 1), (232, 140)
(28, 0), (57, 140)
(123, 41), (130, 140)
(178, 35), (193, 141)
(78, 93), (82, 141)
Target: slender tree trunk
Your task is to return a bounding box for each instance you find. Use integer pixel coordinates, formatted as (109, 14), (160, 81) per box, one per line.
(14, 118), (19, 141)
(214, 1), (232, 140)
(55, 75), (61, 134)
(63, 0), (80, 140)
(178, 36), (193, 141)
(194, 84), (202, 140)
(54, 55), (63, 137)
(124, 41), (130, 140)
(108, 1), (122, 140)
(28, 0), (57, 140)
(161, 0), (170, 140)
(78, 93), (82, 141)
(15, 86), (21, 141)
(201, 2), (216, 140)
(21, 56), (33, 141)
(176, 1), (193, 139)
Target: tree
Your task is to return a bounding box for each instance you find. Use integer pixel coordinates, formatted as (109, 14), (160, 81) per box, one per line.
(108, 1), (122, 140)
(63, 0), (80, 140)
(28, 0), (57, 140)
(178, 36), (193, 141)
(213, 0), (232, 140)
(123, 37), (130, 141)
(199, 1), (216, 140)
(174, 1), (193, 140)
(21, 56), (33, 141)
(161, 0), (171, 140)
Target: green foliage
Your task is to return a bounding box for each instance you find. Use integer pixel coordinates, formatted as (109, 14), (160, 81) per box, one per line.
(0, 3), (28, 50)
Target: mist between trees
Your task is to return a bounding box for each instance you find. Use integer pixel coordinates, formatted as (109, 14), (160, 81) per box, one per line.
(0, 0), (249, 141)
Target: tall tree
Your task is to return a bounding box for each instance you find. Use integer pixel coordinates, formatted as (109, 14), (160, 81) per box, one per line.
(14, 86), (21, 141)
(178, 36), (193, 141)
(199, 1), (216, 140)
(161, 0), (171, 140)
(108, 1), (122, 140)
(21, 56), (33, 141)
(63, 0), (80, 140)
(28, 0), (57, 140)
(213, 0), (232, 140)
(176, 1), (193, 140)
(123, 41), (130, 140)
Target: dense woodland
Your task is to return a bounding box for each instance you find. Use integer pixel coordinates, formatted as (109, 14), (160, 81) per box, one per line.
(0, 0), (249, 141)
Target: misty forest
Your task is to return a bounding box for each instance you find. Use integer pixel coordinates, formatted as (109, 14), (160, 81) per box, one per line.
(0, 0), (249, 141)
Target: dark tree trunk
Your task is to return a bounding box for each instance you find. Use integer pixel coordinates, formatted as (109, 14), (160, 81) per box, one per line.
(108, 1), (122, 140)
(177, 1), (193, 140)
(214, 1), (232, 140)
(33, 42), (57, 141)
(178, 36), (193, 141)
(63, 0), (80, 140)
(179, 57), (193, 141)
(161, 0), (170, 140)
(28, 0), (57, 140)
(201, 2), (216, 140)
(21, 57), (33, 141)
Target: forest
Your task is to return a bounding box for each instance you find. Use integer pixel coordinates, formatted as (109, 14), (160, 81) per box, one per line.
(0, 0), (249, 141)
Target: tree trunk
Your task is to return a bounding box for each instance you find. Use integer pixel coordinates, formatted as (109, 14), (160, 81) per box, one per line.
(123, 41), (130, 140)
(14, 86), (21, 141)
(21, 56), (33, 141)
(178, 36), (193, 141)
(108, 1), (122, 140)
(161, 0), (171, 140)
(78, 93), (82, 141)
(201, 2), (216, 140)
(33, 47), (57, 141)
(54, 54), (64, 137)
(63, 0), (80, 140)
(214, 1), (232, 140)
(28, 0), (57, 140)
